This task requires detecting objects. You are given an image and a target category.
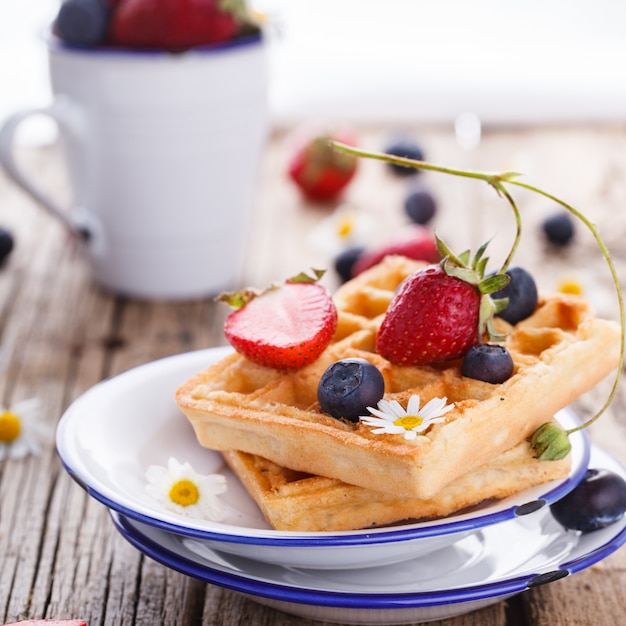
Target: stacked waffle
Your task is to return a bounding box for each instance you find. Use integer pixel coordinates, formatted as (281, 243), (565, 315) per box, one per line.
(176, 256), (621, 531)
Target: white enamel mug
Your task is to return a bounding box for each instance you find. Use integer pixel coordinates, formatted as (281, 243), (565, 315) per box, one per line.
(0, 34), (268, 300)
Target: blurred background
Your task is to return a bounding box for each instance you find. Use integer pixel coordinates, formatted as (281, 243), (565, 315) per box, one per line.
(3, 0), (626, 146)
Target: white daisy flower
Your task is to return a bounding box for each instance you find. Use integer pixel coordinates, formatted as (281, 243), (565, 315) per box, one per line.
(145, 457), (228, 521)
(360, 395), (454, 441)
(556, 273), (614, 317)
(0, 398), (48, 461)
(308, 204), (374, 255)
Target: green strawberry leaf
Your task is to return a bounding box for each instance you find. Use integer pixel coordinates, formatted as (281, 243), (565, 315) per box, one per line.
(216, 287), (265, 309)
(491, 297), (510, 314)
(478, 273), (510, 295)
(288, 268), (326, 284)
(442, 261), (479, 285)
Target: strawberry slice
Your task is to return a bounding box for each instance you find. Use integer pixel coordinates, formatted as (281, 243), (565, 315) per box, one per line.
(220, 271), (338, 370)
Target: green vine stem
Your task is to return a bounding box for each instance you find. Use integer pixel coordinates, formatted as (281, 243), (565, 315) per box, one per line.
(332, 140), (625, 440)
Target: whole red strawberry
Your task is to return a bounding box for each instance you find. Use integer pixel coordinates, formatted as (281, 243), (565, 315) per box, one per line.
(220, 270), (338, 370)
(109, 0), (244, 50)
(376, 240), (510, 365)
(377, 264), (480, 365)
(288, 132), (358, 202)
(352, 225), (440, 276)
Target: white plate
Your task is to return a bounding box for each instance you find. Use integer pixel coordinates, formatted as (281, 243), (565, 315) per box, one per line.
(57, 347), (589, 570)
(110, 446), (626, 625)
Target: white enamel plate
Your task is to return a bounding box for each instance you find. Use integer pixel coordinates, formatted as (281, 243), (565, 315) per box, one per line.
(110, 446), (626, 624)
(57, 347), (590, 569)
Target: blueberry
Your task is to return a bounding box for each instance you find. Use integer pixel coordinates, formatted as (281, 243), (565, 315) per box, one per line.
(334, 246), (365, 283)
(0, 227), (15, 265)
(550, 468), (626, 532)
(461, 344), (514, 384)
(492, 267), (538, 325)
(542, 212), (575, 246)
(384, 139), (425, 177)
(404, 186), (437, 224)
(55, 0), (110, 47)
(318, 358), (384, 422)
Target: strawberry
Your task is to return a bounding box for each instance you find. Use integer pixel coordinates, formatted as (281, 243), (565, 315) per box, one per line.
(376, 240), (510, 365)
(108, 0), (246, 50)
(219, 270), (338, 370)
(288, 131), (358, 202)
(351, 225), (440, 276)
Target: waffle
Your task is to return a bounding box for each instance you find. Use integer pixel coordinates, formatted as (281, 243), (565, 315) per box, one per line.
(176, 256), (621, 500)
(222, 435), (572, 531)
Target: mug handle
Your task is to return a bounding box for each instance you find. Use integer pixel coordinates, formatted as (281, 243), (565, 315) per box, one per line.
(0, 96), (92, 241)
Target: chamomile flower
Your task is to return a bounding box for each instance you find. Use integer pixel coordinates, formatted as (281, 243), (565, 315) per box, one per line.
(0, 398), (47, 461)
(360, 395), (454, 441)
(308, 204), (374, 255)
(556, 272), (614, 317)
(145, 457), (228, 521)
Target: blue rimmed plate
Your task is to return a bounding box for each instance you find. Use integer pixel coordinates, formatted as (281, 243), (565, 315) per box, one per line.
(110, 445), (626, 625)
(57, 347), (590, 570)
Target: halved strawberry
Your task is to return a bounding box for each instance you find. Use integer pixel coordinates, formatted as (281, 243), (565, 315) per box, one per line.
(352, 225), (440, 276)
(220, 271), (338, 370)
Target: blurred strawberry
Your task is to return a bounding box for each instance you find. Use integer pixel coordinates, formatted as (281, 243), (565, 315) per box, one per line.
(109, 0), (247, 50)
(288, 131), (358, 202)
(352, 225), (440, 276)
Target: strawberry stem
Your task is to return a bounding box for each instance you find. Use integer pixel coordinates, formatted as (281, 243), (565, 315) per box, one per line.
(331, 140), (625, 441)
(508, 179), (625, 436)
(491, 181), (523, 273)
(332, 141), (524, 274)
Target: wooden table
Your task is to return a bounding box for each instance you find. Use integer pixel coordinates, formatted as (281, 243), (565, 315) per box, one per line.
(1, 124), (625, 625)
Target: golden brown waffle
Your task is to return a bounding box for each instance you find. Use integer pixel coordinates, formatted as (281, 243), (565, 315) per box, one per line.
(176, 256), (621, 500)
(222, 436), (571, 531)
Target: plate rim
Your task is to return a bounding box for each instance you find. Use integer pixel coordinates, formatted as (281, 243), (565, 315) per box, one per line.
(109, 444), (626, 609)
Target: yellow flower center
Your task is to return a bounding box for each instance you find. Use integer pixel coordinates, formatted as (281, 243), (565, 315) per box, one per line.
(558, 278), (584, 295)
(394, 415), (423, 430)
(168, 479), (200, 507)
(0, 411), (21, 443)
(336, 213), (354, 238)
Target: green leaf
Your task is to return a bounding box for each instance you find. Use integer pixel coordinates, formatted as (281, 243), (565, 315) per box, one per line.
(444, 264), (479, 284)
(458, 250), (471, 266)
(215, 287), (263, 309)
(476, 256), (489, 278)
(478, 273), (510, 295)
(288, 269), (326, 284)
(486, 318), (508, 342)
(472, 240), (490, 268)
(492, 297), (510, 314)
(219, 0), (250, 21)
(435, 235), (459, 262)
